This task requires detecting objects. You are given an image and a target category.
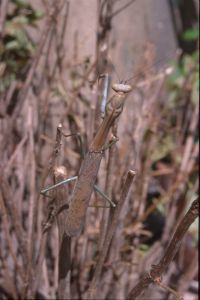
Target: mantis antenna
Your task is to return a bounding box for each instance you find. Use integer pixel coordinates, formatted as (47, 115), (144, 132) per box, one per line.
(123, 51), (177, 84)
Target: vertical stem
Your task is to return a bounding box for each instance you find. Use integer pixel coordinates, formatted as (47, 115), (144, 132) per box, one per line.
(54, 166), (71, 299)
(87, 170), (136, 299)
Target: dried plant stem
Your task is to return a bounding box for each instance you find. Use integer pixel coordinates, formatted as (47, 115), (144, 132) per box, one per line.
(0, 193), (25, 281)
(27, 103), (37, 256)
(0, 248), (18, 300)
(5, 133), (28, 174)
(53, 127), (71, 299)
(98, 136), (117, 251)
(180, 101), (199, 172)
(0, 178), (28, 268)
(86, 170), (136, 299)
(27, 233), (48, 299)
(127, 198), (199, 299)
(153, 278), (184, 300)
(56, 1), (70, 71)
(0, 0), (8, 39)
(25, 124), (63, 298)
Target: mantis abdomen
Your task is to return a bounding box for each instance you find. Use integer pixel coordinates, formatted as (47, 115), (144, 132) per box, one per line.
(65, 152), (103, 236)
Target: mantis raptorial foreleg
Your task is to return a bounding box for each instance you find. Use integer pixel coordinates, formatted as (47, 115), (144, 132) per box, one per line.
(41, 177), (116, 208)
(40, 136), (118, 208)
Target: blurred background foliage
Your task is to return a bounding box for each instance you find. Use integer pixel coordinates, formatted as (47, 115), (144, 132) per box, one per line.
(0, 0), (43, 92)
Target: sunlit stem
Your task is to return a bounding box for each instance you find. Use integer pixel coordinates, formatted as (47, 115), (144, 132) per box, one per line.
(100, 73), (111, 116)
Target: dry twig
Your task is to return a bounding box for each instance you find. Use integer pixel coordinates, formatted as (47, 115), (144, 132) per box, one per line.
(127, 199), (199, 299)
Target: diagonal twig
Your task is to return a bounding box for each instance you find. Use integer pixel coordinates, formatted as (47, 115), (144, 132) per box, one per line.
(127, 198), (199, 299)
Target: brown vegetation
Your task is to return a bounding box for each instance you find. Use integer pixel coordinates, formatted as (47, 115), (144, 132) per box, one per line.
(0, 1), (198, 299)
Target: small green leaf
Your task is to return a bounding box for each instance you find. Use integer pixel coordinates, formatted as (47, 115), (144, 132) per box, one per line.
(13, 15), (29, 25)
(33, 10), (44, 20)
(139, 244), (150, 253)
(182, 29), (199, 41)
(5, 40), (21, 50)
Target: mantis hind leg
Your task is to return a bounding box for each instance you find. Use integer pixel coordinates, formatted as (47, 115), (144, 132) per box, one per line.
(41, 178), (116, 208)
(93, 184), (116, 208)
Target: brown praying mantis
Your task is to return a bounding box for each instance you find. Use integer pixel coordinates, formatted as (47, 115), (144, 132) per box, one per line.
(41, 78), (132, 237)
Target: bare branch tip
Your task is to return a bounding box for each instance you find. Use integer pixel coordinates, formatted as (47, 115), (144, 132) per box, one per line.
(54, 165), (67, 177)
(128, 169), (136, 177)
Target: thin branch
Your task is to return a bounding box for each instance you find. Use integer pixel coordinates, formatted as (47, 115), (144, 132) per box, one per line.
(0, 178), (28, 268)
(56, 1), (70, 71)
(127, 198), (199, 299)
(25, 233), (48, 299)
(0, 0), (8, 40)
(0, 193), (25, 281)
(54, 166), (71, 299)
(5, 133), (28, 174)
(97, 122), (118, 252)
(87, 170), (136, 299)
(0, 250), (18, 300)
(153, 277), (184, 300)
(25, 123), (63, 299)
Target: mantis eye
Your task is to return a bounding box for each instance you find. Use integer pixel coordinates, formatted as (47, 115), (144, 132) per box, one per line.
(112, 83), (132, 93)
